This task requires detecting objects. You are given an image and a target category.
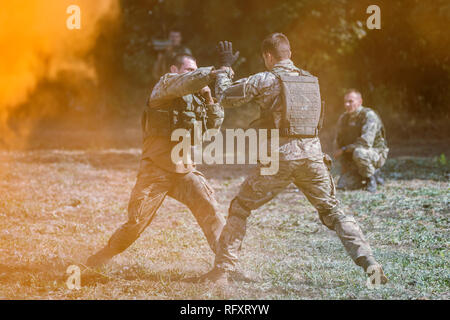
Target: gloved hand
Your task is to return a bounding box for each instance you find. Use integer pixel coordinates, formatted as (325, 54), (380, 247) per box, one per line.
(216, 41), (240, 67)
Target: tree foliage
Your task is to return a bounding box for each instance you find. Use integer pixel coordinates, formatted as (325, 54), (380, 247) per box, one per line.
(115, 0), (449, 129)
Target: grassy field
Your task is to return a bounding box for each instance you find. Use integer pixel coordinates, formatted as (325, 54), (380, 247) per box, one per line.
(0, 147), (448, 300)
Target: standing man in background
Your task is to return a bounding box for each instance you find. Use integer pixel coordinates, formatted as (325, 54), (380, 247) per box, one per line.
(152, 29), (192, 81)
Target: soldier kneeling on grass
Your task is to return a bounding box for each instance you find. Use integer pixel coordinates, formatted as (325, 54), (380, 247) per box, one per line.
(334, 89), (389, 193)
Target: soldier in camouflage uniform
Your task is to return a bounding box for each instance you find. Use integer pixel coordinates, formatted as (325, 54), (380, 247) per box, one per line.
(195, 34), (388, 286)
(334, 90), (389, 193)
(86, 54), (226, 267)
(152, 29), (193, 80)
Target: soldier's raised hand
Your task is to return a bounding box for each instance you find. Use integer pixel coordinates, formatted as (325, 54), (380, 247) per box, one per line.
(199, 86), (214, 105)
(216, 41), (240, 67)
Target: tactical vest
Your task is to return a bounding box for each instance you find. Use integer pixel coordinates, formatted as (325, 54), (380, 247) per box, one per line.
(338, 107), (388, 150)
(338, 112), (364, 147)
(141, 94), (207, 140)
(267, 70), (324, 137)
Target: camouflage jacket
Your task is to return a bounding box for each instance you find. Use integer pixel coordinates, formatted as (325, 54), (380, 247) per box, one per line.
(336, 106), (388, 152)
(143, 67), (223, 173)
(215, 59), (323, 161)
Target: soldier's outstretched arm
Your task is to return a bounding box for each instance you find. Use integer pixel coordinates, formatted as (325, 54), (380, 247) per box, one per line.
(215, 71), (274, 109)
(214, 40), (273, 109)
(149, 67), (216, 104)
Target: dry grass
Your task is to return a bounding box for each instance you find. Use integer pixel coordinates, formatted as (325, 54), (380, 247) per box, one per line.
(0, 148), (448, 300)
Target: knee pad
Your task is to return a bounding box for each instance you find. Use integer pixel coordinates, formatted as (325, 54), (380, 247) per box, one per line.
(228, 198), (251, 220)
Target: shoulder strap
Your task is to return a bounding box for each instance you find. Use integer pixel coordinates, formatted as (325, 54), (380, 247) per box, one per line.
(270, 71), (290, 136)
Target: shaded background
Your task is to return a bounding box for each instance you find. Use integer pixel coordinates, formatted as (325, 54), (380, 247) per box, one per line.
(1, 0), (449, 152)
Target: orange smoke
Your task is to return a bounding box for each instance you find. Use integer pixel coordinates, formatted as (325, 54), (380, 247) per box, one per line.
(0, 0), (120, 146)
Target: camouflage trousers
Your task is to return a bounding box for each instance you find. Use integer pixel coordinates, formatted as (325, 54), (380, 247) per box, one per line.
(337, 147), (388, 190)
(105, 158), (225, 255)
(214, 155), (375, 272)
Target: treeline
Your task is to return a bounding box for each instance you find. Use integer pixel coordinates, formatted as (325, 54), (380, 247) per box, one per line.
(118, 0), (449, 128)
(15, 0), (450, 137)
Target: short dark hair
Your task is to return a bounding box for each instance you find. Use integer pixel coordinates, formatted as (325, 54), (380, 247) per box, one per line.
(345, 89), (362, 99)
(170, 54), (196, 68)
(261, 33), (291, 60)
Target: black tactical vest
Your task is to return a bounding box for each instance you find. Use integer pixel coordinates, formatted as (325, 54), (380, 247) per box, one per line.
(142, 94), (207, 140)
(338, 112), (364, 148)
(338, 107), (388, 151)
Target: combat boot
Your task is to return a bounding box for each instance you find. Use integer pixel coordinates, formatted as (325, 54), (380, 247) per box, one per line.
(366, 175), (377, 193)
(374, 169), (385, 185)
(366, 264), (389, 285)
(86, 246), (116, 268)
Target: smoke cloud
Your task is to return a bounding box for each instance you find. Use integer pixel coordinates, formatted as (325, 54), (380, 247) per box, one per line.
(0, 0), (120, 147)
